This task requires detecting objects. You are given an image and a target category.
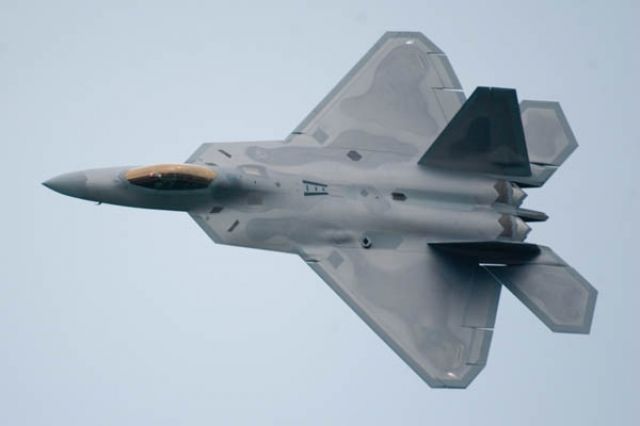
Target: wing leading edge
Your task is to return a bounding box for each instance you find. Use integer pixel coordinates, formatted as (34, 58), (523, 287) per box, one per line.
(287, 32), (466, 160)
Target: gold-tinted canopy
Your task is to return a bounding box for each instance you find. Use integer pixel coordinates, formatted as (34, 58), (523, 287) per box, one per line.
(126, 164), (216, 190)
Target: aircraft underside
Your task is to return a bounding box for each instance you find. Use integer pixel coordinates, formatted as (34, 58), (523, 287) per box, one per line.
(44, 32), (597, 388)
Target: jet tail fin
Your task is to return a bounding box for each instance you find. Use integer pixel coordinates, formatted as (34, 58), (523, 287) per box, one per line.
(430, 242), (597, 334)
(418, 89), (581, 188)
(418, 87), (531, 177)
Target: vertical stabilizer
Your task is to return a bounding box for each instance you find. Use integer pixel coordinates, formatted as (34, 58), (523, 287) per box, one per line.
(418, 87), (531, 177)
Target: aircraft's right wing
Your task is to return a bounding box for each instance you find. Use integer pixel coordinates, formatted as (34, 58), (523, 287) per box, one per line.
(300, 244), (501, 388)
(286, 32), (466, 161)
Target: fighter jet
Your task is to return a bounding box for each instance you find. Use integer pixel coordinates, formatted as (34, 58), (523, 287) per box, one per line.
(43, 32), (597, 388)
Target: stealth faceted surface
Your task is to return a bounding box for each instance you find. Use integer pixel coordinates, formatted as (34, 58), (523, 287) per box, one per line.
(44, 31), (601, 389)
(5, 1), (639, 425)
(520, 100), (578, 166)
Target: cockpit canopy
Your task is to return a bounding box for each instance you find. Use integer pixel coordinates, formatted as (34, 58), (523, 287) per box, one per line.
(125, 164), (216, 190)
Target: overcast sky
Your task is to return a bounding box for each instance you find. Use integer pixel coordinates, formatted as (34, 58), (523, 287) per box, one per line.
(1, 0), (639, 425)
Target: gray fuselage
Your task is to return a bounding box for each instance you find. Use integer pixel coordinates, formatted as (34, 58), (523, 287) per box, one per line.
(44, 160), (531, 255)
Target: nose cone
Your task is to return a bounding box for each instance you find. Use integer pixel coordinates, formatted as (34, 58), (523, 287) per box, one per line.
(43, 171), (89, 199)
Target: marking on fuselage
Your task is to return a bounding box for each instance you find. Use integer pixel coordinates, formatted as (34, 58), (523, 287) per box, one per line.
(347, 150), (362, 161)
(392, 192), (407, 201)
(312, 128), (329, 144)
(327, 251), (344, 268)
(303, 180), (328, 196)
(227, 220), (239, 232)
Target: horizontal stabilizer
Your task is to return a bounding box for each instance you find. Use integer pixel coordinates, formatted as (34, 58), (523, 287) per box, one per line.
(419, 87), (531, 177)
(431, 242), (597, 334)
(520, 100), (577, 166)
(509, 100), (578, 187)
(487, 262), (596, 334)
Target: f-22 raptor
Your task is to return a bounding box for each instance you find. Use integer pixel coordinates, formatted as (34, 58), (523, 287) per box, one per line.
(44, 32), (597, 388)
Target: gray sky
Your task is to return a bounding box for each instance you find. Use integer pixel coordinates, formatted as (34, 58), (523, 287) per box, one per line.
(1, 0), (639, 424)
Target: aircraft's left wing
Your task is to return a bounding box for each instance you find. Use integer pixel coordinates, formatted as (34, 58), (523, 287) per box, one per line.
(186, 33), (466, 174)
(286, 32), (465, 161)
(300, 245), (501, 388)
